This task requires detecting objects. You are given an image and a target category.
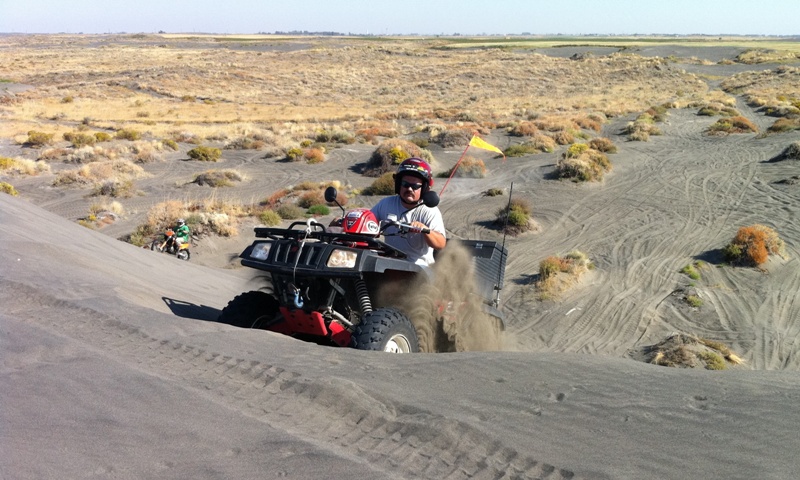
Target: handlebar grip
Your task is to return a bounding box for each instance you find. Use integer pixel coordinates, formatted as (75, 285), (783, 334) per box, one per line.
(421, 227), (431, 234)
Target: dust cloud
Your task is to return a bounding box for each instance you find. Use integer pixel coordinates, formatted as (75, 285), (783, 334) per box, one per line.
(378, 241), (506, 353)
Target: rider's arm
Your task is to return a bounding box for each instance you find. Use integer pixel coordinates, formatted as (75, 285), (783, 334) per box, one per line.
(423, 227), (446, 249)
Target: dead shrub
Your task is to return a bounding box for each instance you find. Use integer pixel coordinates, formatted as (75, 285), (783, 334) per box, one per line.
(193, 169), (244, 187)
(779, 141), (800, 160)
(551, 130), (575, 145)
(508, 121), (539, 137)
(444, 156), (486, 178)
(297, 190), (325, 208)
(588, 137), (617, 153)
(723, 224), (784, 267)
(574, 116), (602, 132)
(434, 127), (472, 147)
(303, 147), (326, 164)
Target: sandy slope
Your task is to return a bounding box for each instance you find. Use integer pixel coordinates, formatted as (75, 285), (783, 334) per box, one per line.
(3, 180), (800, 478)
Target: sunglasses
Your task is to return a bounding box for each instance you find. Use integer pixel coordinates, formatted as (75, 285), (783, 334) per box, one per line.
(401, 181), (423, 191)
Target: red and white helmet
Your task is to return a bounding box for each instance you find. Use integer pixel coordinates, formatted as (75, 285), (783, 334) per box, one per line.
(394, 157), (433, 194)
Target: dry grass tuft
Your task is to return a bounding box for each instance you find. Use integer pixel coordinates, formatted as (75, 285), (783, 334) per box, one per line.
(556, 147), (611, 182)
(0, 156), (52, 176)
(443, 156), (486, 178)
(535, 250), (593, 300)
(706, 116), (758, 135)
(645, 333), (744, 370)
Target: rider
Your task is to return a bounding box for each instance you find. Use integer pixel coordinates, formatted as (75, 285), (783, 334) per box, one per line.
(160, 218), (189, 251)
(172, 218), (190, 249)
(370, 157), (446, 266)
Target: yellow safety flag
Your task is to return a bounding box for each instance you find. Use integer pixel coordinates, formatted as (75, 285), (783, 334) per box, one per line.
(468, 135), (505, 158)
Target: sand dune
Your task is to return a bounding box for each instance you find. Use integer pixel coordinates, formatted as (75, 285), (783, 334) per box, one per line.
(3, 157), (800, 477)
(4, 37), (800, 478)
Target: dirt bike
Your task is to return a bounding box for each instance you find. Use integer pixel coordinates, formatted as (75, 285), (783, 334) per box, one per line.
(218, 186), (506, 353)
(150, 229), (191, 261)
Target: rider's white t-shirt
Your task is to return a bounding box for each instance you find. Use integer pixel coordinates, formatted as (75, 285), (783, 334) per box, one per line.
(371, 196), (446, 266)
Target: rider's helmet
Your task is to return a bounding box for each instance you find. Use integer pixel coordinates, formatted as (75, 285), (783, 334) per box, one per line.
(177, 218), (185, 226)
(394, 157), (433, 194)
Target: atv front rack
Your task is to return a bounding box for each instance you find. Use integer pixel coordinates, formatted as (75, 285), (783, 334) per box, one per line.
(254, 221), (407, 259)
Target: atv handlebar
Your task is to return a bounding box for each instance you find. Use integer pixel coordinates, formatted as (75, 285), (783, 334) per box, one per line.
(380, 219), (431, 235)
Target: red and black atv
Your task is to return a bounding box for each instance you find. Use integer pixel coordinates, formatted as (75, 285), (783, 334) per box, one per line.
(218, 187), (507, 353)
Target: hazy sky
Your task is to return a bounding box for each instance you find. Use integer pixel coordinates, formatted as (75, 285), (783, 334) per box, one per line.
(1, 0), (798, 36)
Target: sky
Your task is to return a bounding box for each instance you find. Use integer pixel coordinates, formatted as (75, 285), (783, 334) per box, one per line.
(1, 0), (798, 36)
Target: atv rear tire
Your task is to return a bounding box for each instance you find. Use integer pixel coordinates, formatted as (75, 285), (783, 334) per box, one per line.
(351, 307), (419, 353)
(218, 291), (280, 329)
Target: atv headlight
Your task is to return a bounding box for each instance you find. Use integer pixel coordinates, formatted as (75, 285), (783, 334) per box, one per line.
(327, 249), (357, 268)
(249, 241), (272, 261)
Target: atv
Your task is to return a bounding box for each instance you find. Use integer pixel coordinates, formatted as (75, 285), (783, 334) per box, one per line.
(218, 186), (507, 353)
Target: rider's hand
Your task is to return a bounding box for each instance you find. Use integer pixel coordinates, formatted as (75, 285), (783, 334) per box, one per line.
(409, 221), (427, 233)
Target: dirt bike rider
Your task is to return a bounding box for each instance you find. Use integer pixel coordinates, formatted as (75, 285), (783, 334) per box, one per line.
(162, 218), (190, 251)
(370, 157), (446, 267)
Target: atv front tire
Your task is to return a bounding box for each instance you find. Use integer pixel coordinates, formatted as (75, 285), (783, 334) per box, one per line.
(218, 291), (280, 329)
(351, 307), (419, 353)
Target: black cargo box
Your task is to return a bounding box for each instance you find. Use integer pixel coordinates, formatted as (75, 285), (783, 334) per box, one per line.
(444, 239), (508, 305)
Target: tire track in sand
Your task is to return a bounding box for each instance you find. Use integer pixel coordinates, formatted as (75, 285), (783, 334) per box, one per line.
(2, 279), (579, 480)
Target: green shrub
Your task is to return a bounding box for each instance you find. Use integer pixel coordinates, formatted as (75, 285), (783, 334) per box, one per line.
(697, 351), (726, 370)
(504, 144), (538, 157)
(63, 132), (96, 148)
(307, 204), (330, 216)
(286, 147), (303, 161)
(507, 207), (528, 226)
(484, 188), (504, 196)
(363, 139), (428, 176)
(681, 264), (701, 280)
(115, 128), (142, 141)
(276, 204), (305, 219)
(26, 130), (54, 147)
(259, 209), (282, 226)
(496, 198), (533, 234)
(556, 149), (611, 182)
(362, 172), (396, 195)
(564, 143), (589, 159)
(686, 294), (703, 308)
(187, 145), (222, 162)
(410, 136), (430, 148)
(94, 132), (112, 142)
(707, 116), (758, 135)
(0, 182), (19, 196)
(161, 138), (179, 150)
